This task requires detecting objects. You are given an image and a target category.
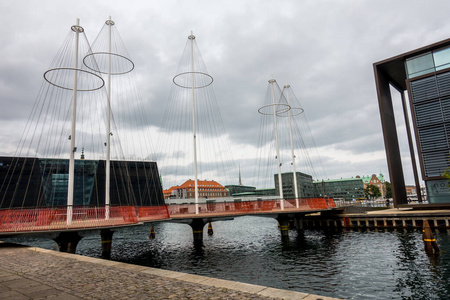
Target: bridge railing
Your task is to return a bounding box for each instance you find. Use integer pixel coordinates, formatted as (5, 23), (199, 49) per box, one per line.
(0, 205), (170, 233)
(137, 205), (170, 221)
(168, 198), (335, 216)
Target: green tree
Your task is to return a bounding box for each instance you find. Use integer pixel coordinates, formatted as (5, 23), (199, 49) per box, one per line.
(364, 184), (381, 199)
(443, 166), (450, 187)
(385, 181), (392, 198)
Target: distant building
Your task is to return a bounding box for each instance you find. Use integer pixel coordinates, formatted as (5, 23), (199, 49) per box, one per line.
(225, 184), (256, 196)
(275, 172), (317, 199)
(255, 188), (276, 196)
(163, 179), (228, 199)
(314, 178), (364, 201)
(374, 38), (450, 205)
(358, 174), (386, 198)
(405, 185), (416, 196)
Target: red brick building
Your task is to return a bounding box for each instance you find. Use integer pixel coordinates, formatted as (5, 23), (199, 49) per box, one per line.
(163, 179), (228, 199)
(356, 173), (386, 198)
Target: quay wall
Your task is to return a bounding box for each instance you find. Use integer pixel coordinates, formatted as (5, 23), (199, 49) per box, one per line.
(301, 207), (450, 229)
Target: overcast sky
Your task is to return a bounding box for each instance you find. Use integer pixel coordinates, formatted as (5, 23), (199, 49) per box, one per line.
(1, 0), (450, 186)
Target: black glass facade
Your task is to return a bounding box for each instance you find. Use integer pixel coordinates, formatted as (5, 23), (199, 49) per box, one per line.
(0, 156), (164, 208)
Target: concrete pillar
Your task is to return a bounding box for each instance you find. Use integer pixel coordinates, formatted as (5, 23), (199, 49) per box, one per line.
(54, 231), (82, 254)
(101, 229), (114, 259)
(190, 219), (205, 243)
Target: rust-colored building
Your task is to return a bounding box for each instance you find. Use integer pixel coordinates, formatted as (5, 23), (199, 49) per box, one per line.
(357, 174), (386, 198)
(163, 179), (228, 199)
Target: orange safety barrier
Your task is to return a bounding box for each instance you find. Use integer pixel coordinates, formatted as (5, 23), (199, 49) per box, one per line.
(0, 206), (145, 233)
(167, 198), (332, 218)
(137, 206), (170, 221)
(325, 198), (336, 208)
(0, 198), (335, 233)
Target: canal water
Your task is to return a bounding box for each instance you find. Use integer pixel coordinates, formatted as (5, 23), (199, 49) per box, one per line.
(5, 216), (450, 299)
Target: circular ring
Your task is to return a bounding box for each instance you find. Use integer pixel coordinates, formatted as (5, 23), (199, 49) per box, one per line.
(173, 72), (214, 89)
(277, 107), (304, 117)
(43, 67), (105, 91)
(258, 103), (291, 116)
(83, 52), (135, 75)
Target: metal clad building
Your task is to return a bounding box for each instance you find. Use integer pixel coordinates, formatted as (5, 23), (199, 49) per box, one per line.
(374, 38), (450, 205)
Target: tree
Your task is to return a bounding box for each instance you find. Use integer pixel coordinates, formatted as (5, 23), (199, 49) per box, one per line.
(364, 184), (381, 199)
(385, 181), (392, 198)
(443, 165), (450, 187)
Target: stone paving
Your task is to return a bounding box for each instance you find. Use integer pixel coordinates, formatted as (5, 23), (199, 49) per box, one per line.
(0, 242), (339, 300)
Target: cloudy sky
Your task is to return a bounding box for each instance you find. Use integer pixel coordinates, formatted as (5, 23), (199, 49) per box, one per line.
(1, 0), (450, 187)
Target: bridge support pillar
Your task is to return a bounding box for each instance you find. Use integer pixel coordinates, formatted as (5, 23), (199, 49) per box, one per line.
(294, 216), (303, 231)
(277, 216), (290, 241)
(101, 229), (114, 259)
(190, 219), (205, 243)
(54, 231), (82, 254)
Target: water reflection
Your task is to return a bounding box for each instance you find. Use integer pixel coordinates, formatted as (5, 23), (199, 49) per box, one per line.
(3, 216), (450, 299)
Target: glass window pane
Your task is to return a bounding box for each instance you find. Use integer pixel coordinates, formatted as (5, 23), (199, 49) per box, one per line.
(433, 47), (450, 71)
(406, 52), (434, 78)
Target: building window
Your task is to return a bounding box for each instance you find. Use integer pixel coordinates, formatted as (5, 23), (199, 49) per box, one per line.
(406, 46), (450, 79)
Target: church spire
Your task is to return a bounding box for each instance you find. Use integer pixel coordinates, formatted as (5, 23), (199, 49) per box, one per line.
(238, 164), (242, 186)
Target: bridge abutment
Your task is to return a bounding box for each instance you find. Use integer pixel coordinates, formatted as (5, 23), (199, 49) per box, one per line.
(54, 231), (82, 253)
(101, 229), (114, 259)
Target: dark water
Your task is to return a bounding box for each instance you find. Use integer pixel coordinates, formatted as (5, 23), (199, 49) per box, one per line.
(5, 216), (450, 299)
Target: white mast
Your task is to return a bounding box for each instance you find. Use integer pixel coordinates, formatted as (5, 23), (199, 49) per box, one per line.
(189, 32), (200, 214)
(105, 16), (114, 220)
(269, 78), (284, 210)
(284, 85), (299, 208)
(67, 18), (82, 225)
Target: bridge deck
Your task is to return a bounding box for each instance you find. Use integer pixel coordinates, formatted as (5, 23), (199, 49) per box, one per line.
(0, 198), (335, 234)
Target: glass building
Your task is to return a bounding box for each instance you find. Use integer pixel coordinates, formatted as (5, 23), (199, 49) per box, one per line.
(275, 172), (317, 199)
(313, 178), (364, 201)
(374, 38), (450, 205)
(0, 156), (164, 208)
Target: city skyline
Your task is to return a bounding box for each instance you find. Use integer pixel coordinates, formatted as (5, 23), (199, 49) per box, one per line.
(1, 1), (450, 186)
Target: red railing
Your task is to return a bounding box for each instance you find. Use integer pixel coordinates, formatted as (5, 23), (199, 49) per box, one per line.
(0, 206), (142, 232)
(137, 205), (170, 221)
(0, 198), (334, 233)
(168, 198), (335, 217)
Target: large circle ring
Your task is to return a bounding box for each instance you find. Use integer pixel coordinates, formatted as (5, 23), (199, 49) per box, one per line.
(83, 52), (135, 75)
(277, 107), (304, 117)
(173, 72), (213, 89)
(258, 103), (291, 116)
(44, 68), (105, 91)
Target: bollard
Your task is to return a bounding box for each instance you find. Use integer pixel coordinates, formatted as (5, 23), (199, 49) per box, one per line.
(149, 225), (156, 239)
(207, 222), (213, 235)
(423, 220), (440, 255)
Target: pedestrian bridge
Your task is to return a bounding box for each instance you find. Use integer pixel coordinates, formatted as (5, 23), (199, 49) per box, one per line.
(0, 198), (335, 255)
(0, 198), (335, 235)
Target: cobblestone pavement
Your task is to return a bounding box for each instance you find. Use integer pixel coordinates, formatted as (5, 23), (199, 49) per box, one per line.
(0, 242), (338, 300)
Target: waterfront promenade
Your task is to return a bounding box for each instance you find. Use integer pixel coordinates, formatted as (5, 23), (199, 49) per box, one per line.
(0, 242), (339, 300)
